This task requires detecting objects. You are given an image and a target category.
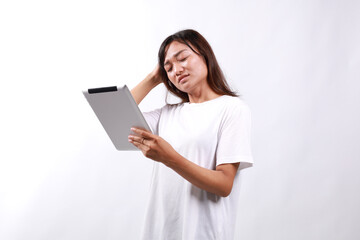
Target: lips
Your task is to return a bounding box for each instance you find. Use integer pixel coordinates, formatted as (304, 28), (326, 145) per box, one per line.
(178, 74), (189, 83)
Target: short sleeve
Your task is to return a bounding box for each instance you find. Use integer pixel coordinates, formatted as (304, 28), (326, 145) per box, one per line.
(216, 102), (254, 170)
(143, 107), (162, 135)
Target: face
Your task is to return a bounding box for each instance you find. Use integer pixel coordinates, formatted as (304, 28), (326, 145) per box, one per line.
(163, 41), (208, 94)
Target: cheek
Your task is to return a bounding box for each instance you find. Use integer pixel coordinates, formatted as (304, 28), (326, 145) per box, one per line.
(166, 73), (177, 85)
(201, 64), (208, 77)
(189, 58), (207, 77)
(198, 59), (208, 76)
(166, 72), (174, 81)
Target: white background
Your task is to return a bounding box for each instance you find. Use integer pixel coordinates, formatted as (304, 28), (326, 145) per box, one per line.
(1, 0), (360, 239)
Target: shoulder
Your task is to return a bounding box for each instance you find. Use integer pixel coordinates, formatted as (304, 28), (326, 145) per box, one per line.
(220, 95), (251, 114)
(218, 96), (252, 132)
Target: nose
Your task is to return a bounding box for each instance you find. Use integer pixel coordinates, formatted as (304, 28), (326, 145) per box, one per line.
(173, 62), (184, 76)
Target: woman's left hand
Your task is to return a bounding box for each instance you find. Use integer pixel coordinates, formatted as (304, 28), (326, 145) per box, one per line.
(128, 128), (177, 164)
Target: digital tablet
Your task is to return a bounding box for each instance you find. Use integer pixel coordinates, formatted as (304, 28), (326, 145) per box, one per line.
(83, 85), (151, 151)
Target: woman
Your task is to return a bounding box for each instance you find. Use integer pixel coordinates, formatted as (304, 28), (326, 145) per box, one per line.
(128, 29), (253, 240)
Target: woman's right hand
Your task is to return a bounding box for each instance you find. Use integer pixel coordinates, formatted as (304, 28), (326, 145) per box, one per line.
(131, 64), (163, 105)
(146, 64), (162, 86)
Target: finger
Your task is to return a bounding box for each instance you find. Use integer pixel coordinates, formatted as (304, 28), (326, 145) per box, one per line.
(128, 135), (145, 144)
(130, 139), (149, 152)
(131, 128), (153, 139)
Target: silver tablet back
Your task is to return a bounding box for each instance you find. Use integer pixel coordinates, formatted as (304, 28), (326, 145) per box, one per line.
(83, 85), (151, 151)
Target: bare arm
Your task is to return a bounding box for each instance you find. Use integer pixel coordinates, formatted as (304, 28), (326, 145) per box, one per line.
(128, 128), (240, 197)
(167, 152), (240, 197)
(131, 65), (162, 105)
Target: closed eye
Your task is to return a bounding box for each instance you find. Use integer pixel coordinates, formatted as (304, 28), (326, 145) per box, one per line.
(179, 57), (188, 62)
(165, 56), (188, 72)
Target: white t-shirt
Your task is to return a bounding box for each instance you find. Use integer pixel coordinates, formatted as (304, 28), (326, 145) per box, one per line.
(141, 95), (253, 240)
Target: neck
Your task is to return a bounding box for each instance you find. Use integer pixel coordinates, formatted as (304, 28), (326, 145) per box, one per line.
(188, 87), (222, 103)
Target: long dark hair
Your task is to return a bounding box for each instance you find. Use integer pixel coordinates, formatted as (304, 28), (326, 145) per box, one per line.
(158, 29), (238, 103)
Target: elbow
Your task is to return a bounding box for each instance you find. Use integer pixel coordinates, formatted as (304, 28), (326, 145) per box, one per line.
(217, 177), (235, 197)
(218, 191), (230, 198)
(214, 164), (238, 197)
(221, 191), (231, 198)
(218, 186), (233, 198)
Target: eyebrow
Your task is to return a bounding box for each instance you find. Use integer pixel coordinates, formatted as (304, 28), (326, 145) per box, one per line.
(164, 49), (188, 66)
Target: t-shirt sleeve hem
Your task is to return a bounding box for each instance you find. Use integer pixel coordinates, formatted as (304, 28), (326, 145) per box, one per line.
(216, 156), (254, 171)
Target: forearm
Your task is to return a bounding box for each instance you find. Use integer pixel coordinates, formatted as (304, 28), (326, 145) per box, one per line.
(128, 128), (239, 197)
(164, 152), (235, 197)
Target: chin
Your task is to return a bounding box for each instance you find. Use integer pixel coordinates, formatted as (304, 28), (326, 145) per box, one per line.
(177, 88), (188, 94)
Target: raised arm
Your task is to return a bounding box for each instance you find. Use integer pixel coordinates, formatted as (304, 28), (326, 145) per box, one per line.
(131, 65), (162, 105)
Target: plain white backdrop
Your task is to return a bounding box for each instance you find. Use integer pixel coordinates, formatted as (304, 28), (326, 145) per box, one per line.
(1, 0), (359, 239)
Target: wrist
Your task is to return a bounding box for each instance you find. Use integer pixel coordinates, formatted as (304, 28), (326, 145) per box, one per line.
(163, 151), (184, 169)
(146, 67), (162, 86)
